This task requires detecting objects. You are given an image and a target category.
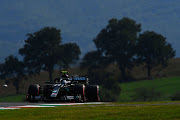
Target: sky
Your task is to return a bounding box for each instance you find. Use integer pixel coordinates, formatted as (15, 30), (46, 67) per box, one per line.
(0, 0), (179, 62)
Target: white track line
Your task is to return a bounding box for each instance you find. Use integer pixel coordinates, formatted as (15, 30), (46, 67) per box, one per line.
(0, 102), (105, 110)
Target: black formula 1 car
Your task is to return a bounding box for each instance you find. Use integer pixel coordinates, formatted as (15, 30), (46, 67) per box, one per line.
(26, 71), (100, 102)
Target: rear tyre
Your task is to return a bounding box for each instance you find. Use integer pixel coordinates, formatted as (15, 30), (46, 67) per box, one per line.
(27, 84), (40, 102)
(74, 84), (86, 102)
(86, 85), (100, 102)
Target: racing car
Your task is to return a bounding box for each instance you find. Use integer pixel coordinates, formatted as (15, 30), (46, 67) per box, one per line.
(26, 71), (100, 102)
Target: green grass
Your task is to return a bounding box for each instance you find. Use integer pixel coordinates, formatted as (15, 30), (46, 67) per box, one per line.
(0, 94), (25, 102)
(1, 103), (180, 120)
(119, 76), (180, 102)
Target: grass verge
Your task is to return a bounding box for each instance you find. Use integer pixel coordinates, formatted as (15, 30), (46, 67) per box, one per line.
(0, 94), (25, 102)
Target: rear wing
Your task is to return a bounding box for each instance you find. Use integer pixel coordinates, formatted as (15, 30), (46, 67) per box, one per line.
(70, 76), (89, 85)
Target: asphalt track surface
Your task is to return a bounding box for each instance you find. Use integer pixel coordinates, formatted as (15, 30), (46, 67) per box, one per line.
(0, 102), (42, 107)
(0, 102), (106, 107)
(1, 102), (180, 108)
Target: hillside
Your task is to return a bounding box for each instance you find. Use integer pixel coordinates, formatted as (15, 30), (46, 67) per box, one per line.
(119, 76), (180, 102)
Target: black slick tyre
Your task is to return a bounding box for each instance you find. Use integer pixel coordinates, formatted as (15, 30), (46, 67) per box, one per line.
(27, 84), (40, 102)
(86, 85), (100, 102)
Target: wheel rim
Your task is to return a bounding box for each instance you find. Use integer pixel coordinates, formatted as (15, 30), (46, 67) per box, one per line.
(97, 85), (100, 102)
(83, 85), (86, 102)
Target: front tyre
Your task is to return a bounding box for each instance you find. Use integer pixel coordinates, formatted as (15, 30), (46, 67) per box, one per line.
(26, 84), (40, 102)
(86, 85), (100, 102)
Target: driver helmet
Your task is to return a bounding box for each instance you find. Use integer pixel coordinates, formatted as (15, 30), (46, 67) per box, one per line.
(61, 71), (69, 78)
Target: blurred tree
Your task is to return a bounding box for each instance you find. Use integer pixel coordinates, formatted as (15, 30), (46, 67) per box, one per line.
(100, 77), (121, 102)
(136, 31), (176, 79)
(19, 27), (81, 82)
(81, 52), (121, 101)
(0, 55), (25, 94)
(81, 51), (102, 68)
(58, 43), (81, 69)
(93, 17), (141, 81)
(81, 51), (107, 85)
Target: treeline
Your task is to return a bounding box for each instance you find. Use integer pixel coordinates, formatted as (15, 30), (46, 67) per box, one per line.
(0, 17), (176, 101)
(81, 17), (175, 82)
(0, 27), (81, 94)
(80, 17), (175, 101)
